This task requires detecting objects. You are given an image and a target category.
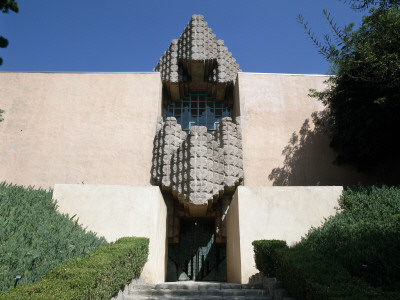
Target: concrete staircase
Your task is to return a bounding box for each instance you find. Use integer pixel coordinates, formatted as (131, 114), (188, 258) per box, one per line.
(123, 282), (271, 300)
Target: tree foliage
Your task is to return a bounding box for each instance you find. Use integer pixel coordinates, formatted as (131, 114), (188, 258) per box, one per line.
(0, 0), (19, 65)
(342, 0), (400, 10)
(299, 1), (400, 167)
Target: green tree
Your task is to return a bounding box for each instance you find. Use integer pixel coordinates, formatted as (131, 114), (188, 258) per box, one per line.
(344, 0), (399, 10)
(299, 1), (400, 168)
(0, 0), (19, 65)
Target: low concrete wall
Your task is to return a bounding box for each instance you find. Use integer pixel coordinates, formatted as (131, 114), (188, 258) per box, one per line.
(53, 184), (167, 284)
(226, 186), (342, 283)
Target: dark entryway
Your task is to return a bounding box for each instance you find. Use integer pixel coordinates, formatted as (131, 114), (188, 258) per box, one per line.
(167, 218), (226, 281)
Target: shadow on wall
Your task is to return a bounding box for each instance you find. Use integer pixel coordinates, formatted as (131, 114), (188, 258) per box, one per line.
(269, 111), (332, 185)
(268, 111), (400, 186)
(268, 111), (369, 186)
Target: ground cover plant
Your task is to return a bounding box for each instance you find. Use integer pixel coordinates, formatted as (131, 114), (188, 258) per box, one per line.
(0, 182), (107, 291)
(0, 237), (149, 300)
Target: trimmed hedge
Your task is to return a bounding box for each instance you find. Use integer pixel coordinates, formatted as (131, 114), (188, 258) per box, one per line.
(0, 237), (149, 300)
(253, 240), (399, 299)
(0, 182), (106, 291)
(252, 240), (287, 277)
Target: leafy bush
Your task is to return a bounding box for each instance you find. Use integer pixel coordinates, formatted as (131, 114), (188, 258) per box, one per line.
(281, 246), (398, 299)
(252, 240), (287, 277)
(0, 237), (149, 300)
(299, 185), (400, 291)
(253, 240), (398, 299)
(301, 3), (400, 167)
(0, 182), (106, 291)
(253, 186), (400, 298)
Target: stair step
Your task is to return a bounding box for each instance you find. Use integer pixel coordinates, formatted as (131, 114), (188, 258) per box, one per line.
(125, 281), (270, 300)
(131, 284), (156, 290)
(129, 288), (267, 296)
(138, 282), (262, 290)
(125, 296), (271, 300)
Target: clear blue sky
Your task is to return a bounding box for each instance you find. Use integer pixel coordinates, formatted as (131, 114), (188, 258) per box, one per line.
(0, 0), (366, 74)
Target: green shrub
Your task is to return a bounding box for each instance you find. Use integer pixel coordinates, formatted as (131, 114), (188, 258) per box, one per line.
(299, 185), (400, 291)
(253, 240), (398, 299)
(277, 246), (395, 300)
(0, 182), (106, 291)
(0, 237), (149, 300)
(252, 240), (287, 277)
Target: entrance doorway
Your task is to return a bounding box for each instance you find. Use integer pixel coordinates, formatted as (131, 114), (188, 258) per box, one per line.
(167, 218), (226, 281)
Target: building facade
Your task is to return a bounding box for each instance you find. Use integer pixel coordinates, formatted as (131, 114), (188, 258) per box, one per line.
(0, 15), (395, 283)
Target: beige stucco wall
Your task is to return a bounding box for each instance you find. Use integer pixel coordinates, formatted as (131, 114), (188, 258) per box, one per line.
(53, 184), (167, 283)
(226, 186), (342, 284)
(236, 72), (390, 186)
(0, 72), (162, 188)
(225, 191), (241, 284)
(2, 71), (396, 189)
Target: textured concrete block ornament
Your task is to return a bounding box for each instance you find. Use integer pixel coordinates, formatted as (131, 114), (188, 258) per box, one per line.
(152, 15), (243, 217)
(154, 14), (241, 103)
(152, 117), (243, 216)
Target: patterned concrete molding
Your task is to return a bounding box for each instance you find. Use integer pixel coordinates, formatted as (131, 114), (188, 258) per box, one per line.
(151, 116), (243, 216)
(154, 14), (241, 102)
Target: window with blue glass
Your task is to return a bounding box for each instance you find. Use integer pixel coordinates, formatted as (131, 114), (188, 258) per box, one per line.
(163, 92), (231, 133)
